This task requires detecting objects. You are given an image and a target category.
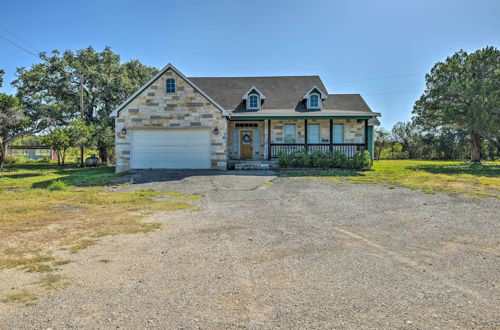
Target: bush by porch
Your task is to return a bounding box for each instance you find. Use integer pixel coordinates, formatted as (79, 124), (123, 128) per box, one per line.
(278, 150), (371, 170)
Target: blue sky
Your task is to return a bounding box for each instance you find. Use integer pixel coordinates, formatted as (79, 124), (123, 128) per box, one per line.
(0, 0), (498, 128)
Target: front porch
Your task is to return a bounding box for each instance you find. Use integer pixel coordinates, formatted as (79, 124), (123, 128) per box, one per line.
(228, 117), (373, 161)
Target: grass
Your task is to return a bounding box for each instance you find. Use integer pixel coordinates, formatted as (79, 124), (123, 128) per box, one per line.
(0, 164), (198, 272)
(37, 274), (66, 289)
(282, 160), (500, 198)
(1, 290), (37, 305)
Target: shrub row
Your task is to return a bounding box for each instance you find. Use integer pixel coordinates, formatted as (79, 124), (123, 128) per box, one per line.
(278, 150), (371, 170)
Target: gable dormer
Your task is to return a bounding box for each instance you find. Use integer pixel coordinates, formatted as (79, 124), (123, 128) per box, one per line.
(302, 86), (328, 110)
(242, 86), (266, 110)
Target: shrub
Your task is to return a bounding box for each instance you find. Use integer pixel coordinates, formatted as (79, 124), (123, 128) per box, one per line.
(331, 151), (348, 168)
(290, 151), (309, 168)
(278, 152), (293, 168)
(3, 154), (18, 164)
(351, 150), (371, 169)
(277, 150), (372, 169)
(47, 180), (68, 191)
(309, 150), (327, 168)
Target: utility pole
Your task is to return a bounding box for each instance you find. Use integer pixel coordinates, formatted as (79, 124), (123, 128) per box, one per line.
(79, 74), (84, 167)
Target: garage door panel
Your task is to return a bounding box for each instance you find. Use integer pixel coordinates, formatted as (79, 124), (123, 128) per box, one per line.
(131, 129), (212, 169)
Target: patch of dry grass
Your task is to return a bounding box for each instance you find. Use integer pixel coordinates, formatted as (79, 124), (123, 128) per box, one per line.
(37, 274), (66, 290)
(0, 165), (198, 272)
(283, 160), (500, 198)
(1, 290), (37, 306)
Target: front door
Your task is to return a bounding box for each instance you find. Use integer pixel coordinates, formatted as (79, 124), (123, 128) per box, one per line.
(240, 130), (253, 159)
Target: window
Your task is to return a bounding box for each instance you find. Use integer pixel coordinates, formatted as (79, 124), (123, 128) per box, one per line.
(284, 124), (296, 143)
(248, 94), (260, 110)
(333, 124), (344, 143)
(309, 93), (320, 109)
(307, 124), (320, 143)
(166, 79), (176, 93)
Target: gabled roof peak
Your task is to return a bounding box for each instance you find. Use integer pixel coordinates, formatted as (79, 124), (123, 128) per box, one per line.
(302, 85), (328, 100)
(110, 63), (229, 117)
(242, 86), (266, 100)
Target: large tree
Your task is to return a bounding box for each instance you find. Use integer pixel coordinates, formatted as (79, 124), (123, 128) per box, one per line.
(0, 94), (27, 170)
(13, 47), (157, 162)
(413, 46), (500, 162)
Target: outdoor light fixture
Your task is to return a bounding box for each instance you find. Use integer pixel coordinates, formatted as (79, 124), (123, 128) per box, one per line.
(121, 127), (127, 135)
(213, 127), (219, 135)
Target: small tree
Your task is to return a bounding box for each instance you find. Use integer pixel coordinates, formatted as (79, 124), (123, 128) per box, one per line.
(67, 120), (94, 164)
(42, 128), (71, 165)
(413, 46), (500, 162)
(374, 128), (391, 160)
(392, 121), (422, 159)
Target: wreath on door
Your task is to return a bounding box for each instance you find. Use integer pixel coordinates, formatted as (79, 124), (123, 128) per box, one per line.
(243, 134), (252, 143)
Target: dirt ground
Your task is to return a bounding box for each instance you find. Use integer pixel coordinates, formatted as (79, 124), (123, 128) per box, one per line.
(1, 170), (499, 329)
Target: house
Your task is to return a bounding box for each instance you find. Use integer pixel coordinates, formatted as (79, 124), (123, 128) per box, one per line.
(110, 64), (380, 172)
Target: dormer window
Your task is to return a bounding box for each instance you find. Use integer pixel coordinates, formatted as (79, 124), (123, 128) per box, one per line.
(242, 86), (266, 111)
(302, 85), (327, 110)
(166, 79), (176, 93)
(248, 94), (260, 110)
(309, 93), (320, 109)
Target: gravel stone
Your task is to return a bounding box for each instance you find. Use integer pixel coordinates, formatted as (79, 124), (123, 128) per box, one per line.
(1, 170), (498, 329)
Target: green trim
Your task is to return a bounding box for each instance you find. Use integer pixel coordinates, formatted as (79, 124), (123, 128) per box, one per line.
(231, 116), (374, 120)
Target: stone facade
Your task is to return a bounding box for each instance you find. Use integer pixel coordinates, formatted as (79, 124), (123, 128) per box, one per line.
(227, 121), (266, 160)
(268, 119), (364, 144)
(115, 68), (228, 172)
(227, 119), (366, 160)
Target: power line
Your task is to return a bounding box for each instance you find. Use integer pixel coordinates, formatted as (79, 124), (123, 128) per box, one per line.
(0, 34), (39, 58)
(364, 90), (422, 96)
(0, 25), (41, 54)
(327, 72), (424, 85)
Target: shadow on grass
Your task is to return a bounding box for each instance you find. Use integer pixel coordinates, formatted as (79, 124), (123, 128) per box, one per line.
(279, 169), (365, 177)
(1, 173), (43, 179)
(31, 166), (120, 189)
(409, 163), (500, 178)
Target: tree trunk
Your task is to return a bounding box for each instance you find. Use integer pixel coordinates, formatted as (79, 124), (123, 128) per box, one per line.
(470, 131), (482, 163)
(98, 146), (108, 164)
(0, 142), (5, 172)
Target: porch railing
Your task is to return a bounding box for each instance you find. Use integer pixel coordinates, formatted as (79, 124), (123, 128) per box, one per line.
(269, 143), (365, 159)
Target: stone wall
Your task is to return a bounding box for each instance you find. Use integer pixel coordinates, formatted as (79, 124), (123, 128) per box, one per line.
(269, 119), (365, 144)
(114, 68), (228, 172)
(228, 121), (265, 160)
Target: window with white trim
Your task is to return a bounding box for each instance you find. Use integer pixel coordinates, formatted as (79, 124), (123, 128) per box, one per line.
(333, 124), (344, 143)
(308, 93), (320, 109)
(307, 124), (320, 143)
(248, 94), (260, 110)
(284, 124), (296, 143)
(166, 79), (176, 93)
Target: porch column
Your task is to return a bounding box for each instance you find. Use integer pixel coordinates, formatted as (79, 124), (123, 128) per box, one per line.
(329, 119), (333, 151)
(267, 119), (271, 160)
(304, 119), (308, 153)
(364, 119), (369, 151)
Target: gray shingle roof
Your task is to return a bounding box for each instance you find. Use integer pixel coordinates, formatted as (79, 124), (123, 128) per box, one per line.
(189, 76), (377, 116)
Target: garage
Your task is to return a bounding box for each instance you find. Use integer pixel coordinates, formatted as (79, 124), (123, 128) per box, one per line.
(130, 129), (211, 169)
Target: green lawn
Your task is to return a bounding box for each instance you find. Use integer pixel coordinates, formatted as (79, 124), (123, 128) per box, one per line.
(0, 164), (199, 273)
(282, 160), (500, 198)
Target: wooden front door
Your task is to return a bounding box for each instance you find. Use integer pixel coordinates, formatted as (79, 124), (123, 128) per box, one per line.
(240, 130), (253, 159)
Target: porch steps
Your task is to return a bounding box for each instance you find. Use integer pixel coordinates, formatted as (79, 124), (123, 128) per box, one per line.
(230, 160), (278, 170)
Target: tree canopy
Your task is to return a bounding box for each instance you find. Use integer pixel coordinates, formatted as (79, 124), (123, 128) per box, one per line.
(12, 46), (157, 161)
(413, 46), (500, 162)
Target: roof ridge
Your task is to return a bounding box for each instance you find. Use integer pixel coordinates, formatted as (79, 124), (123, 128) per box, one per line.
(188, 75), (321, 79)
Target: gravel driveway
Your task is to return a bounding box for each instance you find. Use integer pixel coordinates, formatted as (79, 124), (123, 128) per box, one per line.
(1, 170), (499, 329)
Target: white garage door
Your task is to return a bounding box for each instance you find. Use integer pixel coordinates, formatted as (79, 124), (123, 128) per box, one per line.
(131, 129), (211, 169)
